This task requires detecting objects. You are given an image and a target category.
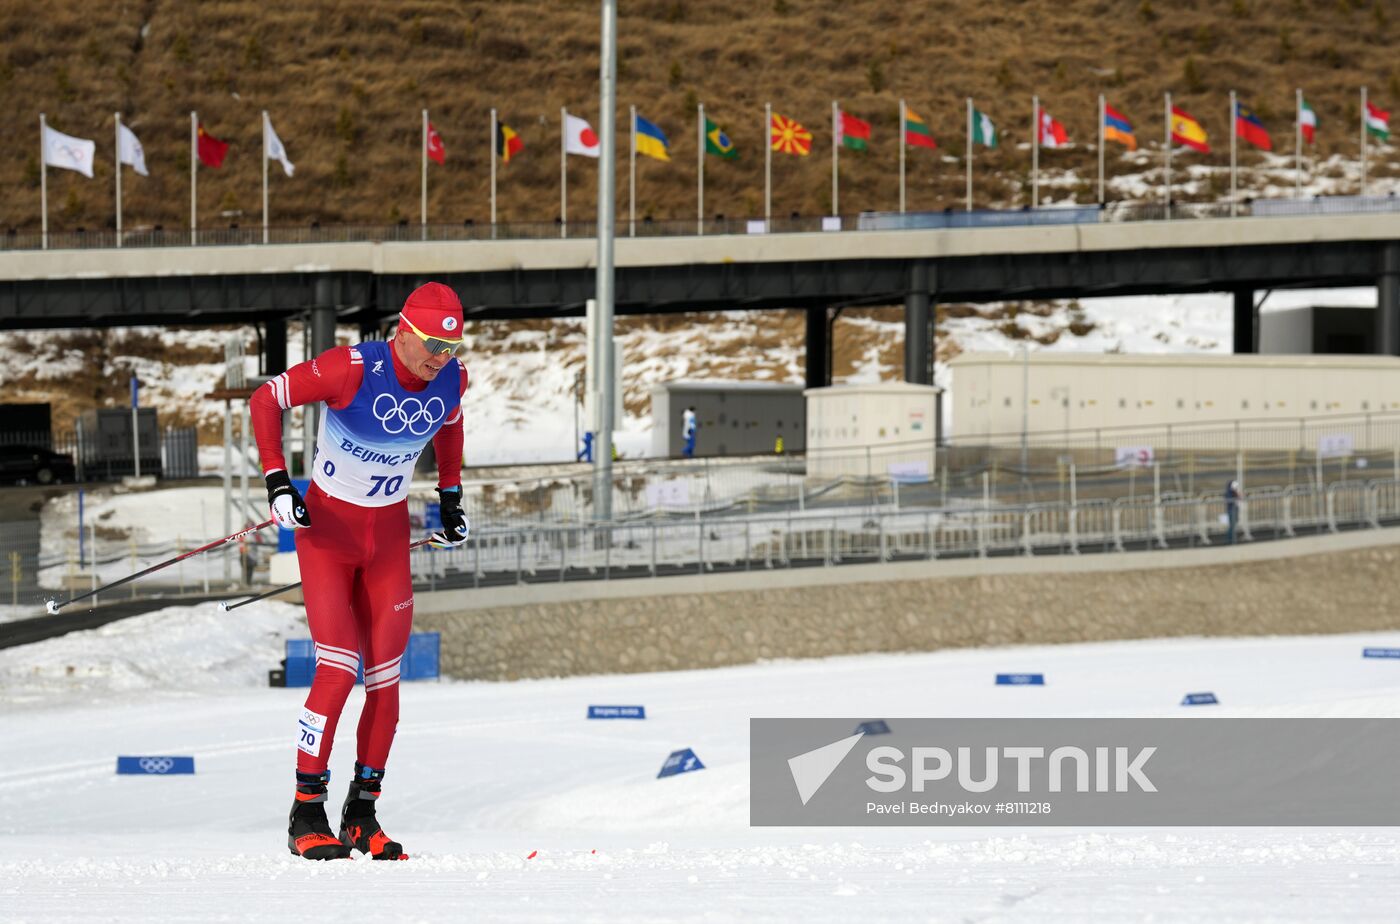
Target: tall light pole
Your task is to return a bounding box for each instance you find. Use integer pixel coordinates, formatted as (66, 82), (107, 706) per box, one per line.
(591, 0), (617, 521)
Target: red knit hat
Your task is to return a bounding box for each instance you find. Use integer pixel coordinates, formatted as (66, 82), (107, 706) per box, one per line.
(399, 282), (464, 341)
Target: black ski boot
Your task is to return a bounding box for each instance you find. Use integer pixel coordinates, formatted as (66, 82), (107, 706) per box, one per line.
(339, 762), (408, 860)
(288, 770), (353, 860)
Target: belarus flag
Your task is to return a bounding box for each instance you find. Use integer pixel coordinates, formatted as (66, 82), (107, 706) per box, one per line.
(565, 112), (600, 157)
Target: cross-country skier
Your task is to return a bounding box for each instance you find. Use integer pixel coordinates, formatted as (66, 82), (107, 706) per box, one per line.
(250, 282), (471, 860)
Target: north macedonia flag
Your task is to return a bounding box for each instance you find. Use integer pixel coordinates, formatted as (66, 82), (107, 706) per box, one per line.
(770, 113), (812, 156)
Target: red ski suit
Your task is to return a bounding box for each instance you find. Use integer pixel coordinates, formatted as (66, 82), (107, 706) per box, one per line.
(251, 343), (467, 774)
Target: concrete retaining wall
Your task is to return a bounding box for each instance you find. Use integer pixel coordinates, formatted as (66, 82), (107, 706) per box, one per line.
(411, 528), (1400, 681)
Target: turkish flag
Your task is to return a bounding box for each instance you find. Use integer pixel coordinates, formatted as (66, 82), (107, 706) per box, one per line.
(426, 121), (446, 165)
(196, 123), (229, 168)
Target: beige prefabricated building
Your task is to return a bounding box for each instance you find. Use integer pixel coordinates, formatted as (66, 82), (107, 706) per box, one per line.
(804, 382), (941, 479)
(948, 352), (1400, 449)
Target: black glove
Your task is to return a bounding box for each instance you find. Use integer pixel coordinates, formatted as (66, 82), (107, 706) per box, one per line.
(430, 486), (470, 548)
(266, 470), (311, 529)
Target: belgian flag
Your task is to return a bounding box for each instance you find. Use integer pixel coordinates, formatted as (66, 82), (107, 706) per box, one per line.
(496, 121), (523, 164)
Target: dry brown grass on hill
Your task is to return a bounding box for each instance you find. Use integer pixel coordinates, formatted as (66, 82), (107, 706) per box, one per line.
(5, 0), (1400, 234)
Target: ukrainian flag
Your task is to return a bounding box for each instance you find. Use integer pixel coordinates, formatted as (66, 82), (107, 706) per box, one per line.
(635, 114), (670, 161)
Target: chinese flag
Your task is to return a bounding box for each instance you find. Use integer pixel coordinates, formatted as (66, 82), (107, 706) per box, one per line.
(196, 123), (229, 168)
(426, 121), (446, 165)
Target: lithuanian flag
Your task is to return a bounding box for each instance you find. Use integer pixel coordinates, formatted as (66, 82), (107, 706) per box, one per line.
(904, 107), (937, 150)
(770, 112), (812, 156)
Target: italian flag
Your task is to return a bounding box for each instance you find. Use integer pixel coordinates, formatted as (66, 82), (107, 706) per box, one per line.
(1366, 100), (1390, 141)
(972, 108), (997, 148)
(837, 110), (871, 151)
(903, 107), (937, 149)
(1299, 97), (1317, 144)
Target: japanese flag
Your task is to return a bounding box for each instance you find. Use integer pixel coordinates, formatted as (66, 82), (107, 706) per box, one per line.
(564, 112), (599, 157)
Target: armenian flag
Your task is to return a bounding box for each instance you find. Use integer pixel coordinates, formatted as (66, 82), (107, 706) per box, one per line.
(1234, 102), (1272, 150)
(496, 121), (523, 164)
(634, 114), (670, 162)
(1170, 106), (1210, 153)
(1103, 104), (1137, 151)
(903, 106), (937, 150)
(705, 116), (737, 159)
(770, 112), (812, 156)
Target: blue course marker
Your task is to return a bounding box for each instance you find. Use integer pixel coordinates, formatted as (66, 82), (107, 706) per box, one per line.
(116, 756), (195, 775)
(1363, 648), (1400, 659)
(658, 748), (704, 779)
(1181, 692), (1219, 706)
(855, 720), (891, 735)
(996, 673), (1045, 686)
(588, 705), (646, 719)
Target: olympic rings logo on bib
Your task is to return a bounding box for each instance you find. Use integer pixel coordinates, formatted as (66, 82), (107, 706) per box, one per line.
(139, 757), (175, 773)
(373, 393), (446, 436)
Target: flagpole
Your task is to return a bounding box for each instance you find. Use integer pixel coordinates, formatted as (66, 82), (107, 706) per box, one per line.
(114, 111), (123, 249)
(965, 98), (973, 211)
(1032, 95), (1040, 208)
(1229, 90), (1237, 218)
(1163, 93), (1172, 221)
(1294, 88), (1302, 198)
(1098, 94), (1105, 205)
(899, 99), (907, 214)
(1361, 86), (1369, 196)
(831, 99), (839, 217)
(764, 102), (772, 227)
(190, 111), (197, 246)
(39, 113), (47, 251)
(420, 108), (428, 242)
(490, 108), (497, 236)
(561, 106), (568, 239)
(697, 103), (704, 235)
(629, 104), (636, 237)
(262, 110), (270, 244)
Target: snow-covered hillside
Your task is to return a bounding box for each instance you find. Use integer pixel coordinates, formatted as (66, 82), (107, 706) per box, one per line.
(0, 285), (1379, 466)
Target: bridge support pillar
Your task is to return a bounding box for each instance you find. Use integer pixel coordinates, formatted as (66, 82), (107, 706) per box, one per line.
(1378, 241), (1400, 356)
(805, 307), (829, 390)
(904, 260), (932, 385)
(263, 317), (287, 375)
(1232, 288), (1254, 354)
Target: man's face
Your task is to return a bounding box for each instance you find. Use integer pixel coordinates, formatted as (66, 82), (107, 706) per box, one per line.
(393, 326), (455, 381)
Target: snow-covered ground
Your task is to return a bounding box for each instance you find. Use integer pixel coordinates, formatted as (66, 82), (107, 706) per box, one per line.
(5, 600), (1400, 921)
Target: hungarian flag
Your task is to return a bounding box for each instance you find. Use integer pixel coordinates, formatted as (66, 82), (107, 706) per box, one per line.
(1366, 100), (1390, 141)
(196, 123), (229, 168)
(425, 121), (446, 165)
(1169, 106), (1210, 153)
(903, 106), (937, 150)
(1299, 97), (1317, 144)
(837, 110), (871, 151)
(1038, 110), (1069, 148)
(770, 112), (812, 156)
(1234, 102), (1272, 150)
(496, 121), (523, 164)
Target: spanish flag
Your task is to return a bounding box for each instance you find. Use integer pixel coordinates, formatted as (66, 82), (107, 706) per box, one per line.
(496, 122), (523, 164)
(1170, 106), (1210, 153)
(770, 112), (812, 156)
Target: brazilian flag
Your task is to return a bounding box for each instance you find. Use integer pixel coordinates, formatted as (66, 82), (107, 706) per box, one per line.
(705, 117), (737, 159)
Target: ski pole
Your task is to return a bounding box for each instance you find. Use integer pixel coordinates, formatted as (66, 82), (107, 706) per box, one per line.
(218, 537), (436, 613)
(46, 519), (274, 615)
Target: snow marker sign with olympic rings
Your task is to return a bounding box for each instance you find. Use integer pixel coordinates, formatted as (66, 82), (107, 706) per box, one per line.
(116, 756), (196, 775)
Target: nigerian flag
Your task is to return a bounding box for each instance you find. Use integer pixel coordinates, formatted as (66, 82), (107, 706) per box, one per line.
(971, 108), (997, 148)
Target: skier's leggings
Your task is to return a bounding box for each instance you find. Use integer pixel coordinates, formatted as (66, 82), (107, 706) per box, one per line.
(292, 482), (414, 775)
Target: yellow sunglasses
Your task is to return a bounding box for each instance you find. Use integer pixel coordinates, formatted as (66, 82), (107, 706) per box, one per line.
(400, 316), (464, 355)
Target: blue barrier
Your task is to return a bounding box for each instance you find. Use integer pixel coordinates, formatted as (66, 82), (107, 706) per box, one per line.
(589, 705), (647, 719)
(855, 720), (891, 735)
(1363, 647), (1400, 659)
(283, 632), (441, 687)
(1181, 692), (1219, 706)
(858, 206), (1100, 232)
(117, 756), (195, 775)
(658, 748), (705, 779)
(996, 673), (1045, 686)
